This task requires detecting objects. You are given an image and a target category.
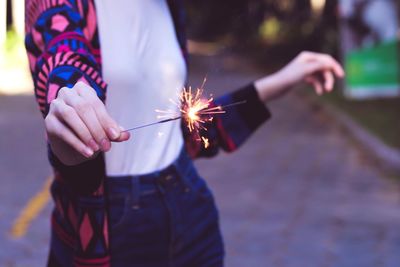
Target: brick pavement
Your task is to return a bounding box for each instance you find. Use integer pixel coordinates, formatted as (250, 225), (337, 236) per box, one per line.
(1, 55), (400, 266)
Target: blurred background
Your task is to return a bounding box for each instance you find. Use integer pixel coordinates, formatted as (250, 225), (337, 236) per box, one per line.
(1, 0), (400, 266)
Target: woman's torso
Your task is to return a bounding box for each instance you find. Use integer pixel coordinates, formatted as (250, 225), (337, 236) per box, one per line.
(95, 0), (187, 176)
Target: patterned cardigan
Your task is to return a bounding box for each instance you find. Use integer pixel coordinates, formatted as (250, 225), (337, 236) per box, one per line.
(25, 0), (271, 266)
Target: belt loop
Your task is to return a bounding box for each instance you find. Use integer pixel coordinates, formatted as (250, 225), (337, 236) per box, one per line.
(172, 161), (192, 193)
(130, 176), (140, 210)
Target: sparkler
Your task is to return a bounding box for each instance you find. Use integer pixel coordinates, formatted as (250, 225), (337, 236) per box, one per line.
(123, 79), (246, 148)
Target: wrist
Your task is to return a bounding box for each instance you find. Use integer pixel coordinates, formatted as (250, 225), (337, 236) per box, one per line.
(254, 71), (290, 103)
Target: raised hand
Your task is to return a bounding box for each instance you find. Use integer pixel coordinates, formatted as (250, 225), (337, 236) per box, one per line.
(255, 51), (345, 102)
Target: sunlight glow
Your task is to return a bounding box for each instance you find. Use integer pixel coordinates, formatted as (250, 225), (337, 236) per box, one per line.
(310, 0), (326, 14)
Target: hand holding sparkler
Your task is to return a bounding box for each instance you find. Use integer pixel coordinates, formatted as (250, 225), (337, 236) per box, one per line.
(45, 82), (130, 166)
(45, 79), (245, 166)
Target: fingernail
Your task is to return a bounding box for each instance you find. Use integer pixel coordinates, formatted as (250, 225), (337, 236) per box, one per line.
(123, 131), (131, 140)
(83, 147), (94, 158)
(108, 127), (119, 140)
(101, 138), (111, 151)
(119, 126), (130, 140)
(88, 139), (99, 151)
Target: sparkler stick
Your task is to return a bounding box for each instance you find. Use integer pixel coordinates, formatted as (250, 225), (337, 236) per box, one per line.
(122, 77), (247, 149)
(123, 117), (181, 132)
(122, 100), (246, 132)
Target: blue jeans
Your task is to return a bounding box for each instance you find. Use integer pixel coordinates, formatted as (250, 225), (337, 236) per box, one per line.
(106, 149), (224, 267)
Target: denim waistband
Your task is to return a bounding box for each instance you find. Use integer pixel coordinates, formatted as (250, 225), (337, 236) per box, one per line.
(105, 148), (195, 202)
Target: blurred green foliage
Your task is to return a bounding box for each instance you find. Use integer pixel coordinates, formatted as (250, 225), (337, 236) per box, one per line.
(1, 28), (26, 69)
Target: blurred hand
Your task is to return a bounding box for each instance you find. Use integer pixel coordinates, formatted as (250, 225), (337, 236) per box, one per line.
(255, 51), (345, 102)
(45, 81), (130, 166)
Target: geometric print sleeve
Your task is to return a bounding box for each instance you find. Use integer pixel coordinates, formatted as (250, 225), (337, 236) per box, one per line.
(25, 0), (106, 117)
(25, 2), (112, 266)
(25, 0), (108, 193)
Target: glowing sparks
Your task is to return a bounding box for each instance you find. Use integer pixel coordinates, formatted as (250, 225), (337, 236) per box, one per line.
(156, 78), (225, 137)
(124, 78), (246, 150)
(180, 86), (225, 132)
(201, 137), (210, 149)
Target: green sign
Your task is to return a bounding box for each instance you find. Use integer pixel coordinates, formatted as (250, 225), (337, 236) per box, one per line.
(339, 0), (400, 99)
(345, 40), (400, 98)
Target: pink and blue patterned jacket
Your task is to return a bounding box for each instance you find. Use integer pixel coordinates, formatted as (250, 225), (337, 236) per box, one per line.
(25, 0), (271, 266)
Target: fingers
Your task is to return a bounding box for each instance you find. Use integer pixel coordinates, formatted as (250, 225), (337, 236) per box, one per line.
(323, 70), (334, 92)
(55, 83), (130, 153)
(45, 112), (94, 158)
(300, 51), (345, 78)
(74, 82), (131, 142)
(75, 82), (122, 141)
(50, 98), (99, 152)
(305, 76), (324, 95)
(303, 62), (337, 92)
(59, 87), (110, 151)
(115, 127), (131, 142)
(318, 54), (345, 78)
(297, 51), (344, 94)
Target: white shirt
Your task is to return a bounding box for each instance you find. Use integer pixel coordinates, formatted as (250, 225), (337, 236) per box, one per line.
(95, 0), (187, 175)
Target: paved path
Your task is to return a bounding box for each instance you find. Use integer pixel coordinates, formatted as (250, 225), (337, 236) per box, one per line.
(1, 54), (400, 266)
(0, 95), (52, 267)
(190, 55), (400, 267)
